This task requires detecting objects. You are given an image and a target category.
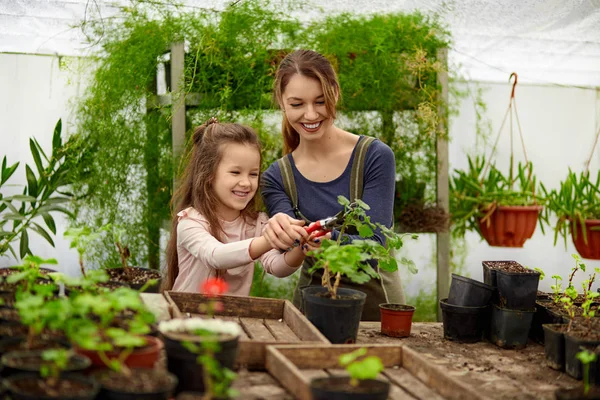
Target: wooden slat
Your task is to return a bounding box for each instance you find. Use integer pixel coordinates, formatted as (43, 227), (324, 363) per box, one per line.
(302, 369), (329, 381)
(384, 368), (445, 400)
(265, 344), (313, 400)
(218, 315), (250, 340)
(327, 368), (419, 400)
(283, 300), (329, 342)
(240, 318), (276, 341)
(402, 345), (486, 400)
(264, 318), (300, 342)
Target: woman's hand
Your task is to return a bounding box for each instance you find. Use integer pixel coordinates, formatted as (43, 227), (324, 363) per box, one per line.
(302, 231), (331, 254)
(264, 213), (308, 251)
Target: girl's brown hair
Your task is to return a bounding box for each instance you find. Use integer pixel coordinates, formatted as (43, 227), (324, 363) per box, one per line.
(273, 49), (341, 154)
(163, 119), (262, 291)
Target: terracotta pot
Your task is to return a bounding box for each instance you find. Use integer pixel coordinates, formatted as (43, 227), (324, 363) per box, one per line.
(478, 205), (542, 247)
(571, 219), (600, 260)
(74, 335), (163, 370)
(379, 303), (415, 338)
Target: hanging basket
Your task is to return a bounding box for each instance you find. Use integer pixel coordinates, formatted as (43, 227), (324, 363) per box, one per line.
(478, 205), (542, 247)
(571, 219), (600, 259)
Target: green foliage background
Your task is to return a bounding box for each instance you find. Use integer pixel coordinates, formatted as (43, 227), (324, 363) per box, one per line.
(69, 0), (458, 270)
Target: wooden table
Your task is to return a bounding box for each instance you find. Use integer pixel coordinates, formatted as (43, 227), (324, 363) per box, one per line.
(143, 294), (582, 400)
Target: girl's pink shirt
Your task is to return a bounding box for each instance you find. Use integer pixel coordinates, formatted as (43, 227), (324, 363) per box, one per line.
(172, 207), (298, 295)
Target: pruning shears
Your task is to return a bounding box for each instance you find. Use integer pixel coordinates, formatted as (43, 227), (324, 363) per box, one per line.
(304, 202), (358, 239)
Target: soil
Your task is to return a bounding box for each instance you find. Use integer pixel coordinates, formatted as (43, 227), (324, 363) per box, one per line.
(8, 376), (96, 398)
(0, 268), (56, 292)
(396, 204), (450, 233)
(0, 337), (69, 354)
(3, 352), (89, 371)
(105, 267), (161, 286)
(95, 368), (175, 394)
(565, 320), (600, 341)
(357, 322), (582, 400)
(484, 261), (532, 273)
(380, 304), (415, 312)
(540, 300), (600, 319)
(311, 376), (388, 394)
(316, 292), (364, 301)
(0, 322), (28, 338)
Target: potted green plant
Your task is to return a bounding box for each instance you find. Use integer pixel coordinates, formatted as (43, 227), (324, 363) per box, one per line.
(543, 169), (600, 260)
(302, 196), (416, 343)
(555, 348), (600, 400)
(310, 347), (389, 400)
(450, 155), (544, 247)
(3, 348), (100, 400)
(158, 278), (240, 398)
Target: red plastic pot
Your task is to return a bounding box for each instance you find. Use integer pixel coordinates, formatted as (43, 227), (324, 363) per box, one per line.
(571, 219), (600, 260)
(379, 303), (415, 338)
(74, 335), (163, 370)
(478, 205), (542, 247)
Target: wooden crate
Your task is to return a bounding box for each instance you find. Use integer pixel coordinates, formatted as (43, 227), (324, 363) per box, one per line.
(163, 291), (329, 369)
(266, 344), (487, 400)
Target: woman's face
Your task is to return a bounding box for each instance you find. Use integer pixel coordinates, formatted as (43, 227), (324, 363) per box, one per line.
(281, 74), (335, 143)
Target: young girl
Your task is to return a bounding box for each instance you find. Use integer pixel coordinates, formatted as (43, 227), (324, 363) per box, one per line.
(164, 118), (308, 295)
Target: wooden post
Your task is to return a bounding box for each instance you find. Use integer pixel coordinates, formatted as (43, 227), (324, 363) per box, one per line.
(170, 41), (186, 189)
(436, 48), (450, 321)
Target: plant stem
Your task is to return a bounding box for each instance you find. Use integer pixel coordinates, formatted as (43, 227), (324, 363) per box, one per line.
(322, 264), (335, 299)
(332, 272), (341, 297)
(79, 254), (86, 277)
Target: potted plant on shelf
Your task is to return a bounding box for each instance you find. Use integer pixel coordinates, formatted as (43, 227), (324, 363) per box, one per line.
(158, 278), (240, 398)
(310, 347), (389, 400)
(543, 169), (600, 260)
(303, 196), (417, 343)
(450, 155), (544, 247)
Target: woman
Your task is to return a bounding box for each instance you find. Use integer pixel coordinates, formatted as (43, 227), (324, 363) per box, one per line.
(261, 49), (405, 321)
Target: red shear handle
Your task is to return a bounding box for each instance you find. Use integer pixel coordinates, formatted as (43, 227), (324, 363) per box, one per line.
(305, 219), (328, 234)
(311, 229), (329, 239)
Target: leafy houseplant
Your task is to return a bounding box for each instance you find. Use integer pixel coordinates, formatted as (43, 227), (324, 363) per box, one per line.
(543, 170), (600, 259)
(310, 347), (389, 400)
(0, 119), (75, 260)
(302, 196), (416, 343)
(450, 155), (544, 247)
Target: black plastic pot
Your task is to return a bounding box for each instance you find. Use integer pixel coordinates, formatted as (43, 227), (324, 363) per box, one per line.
(302, 286), (366, 344)
(162, 332), (238, 395)
(495, 268), (541, 311)
(542, 323), (567, 371)
(488, 303), (535, 349)
(0, 336), (70, 358)
(482, 261), (500, 303)
(95, 369), (178, 400)
(555, 387), (600, 400)
(530, 300), (563, 344)
(1, 350), (91, 377)
(5, 373), (99, 400)
(447, 274), (493, 307)
(440, 298), (488, 343)
(310, 377), (390, 400)
(564, 333), (600, 380)
(105, 267), (162, 293)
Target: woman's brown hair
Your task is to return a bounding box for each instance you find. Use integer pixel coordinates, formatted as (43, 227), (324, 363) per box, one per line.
(273, 50), (341, 154)
(163, 119), (262, 291)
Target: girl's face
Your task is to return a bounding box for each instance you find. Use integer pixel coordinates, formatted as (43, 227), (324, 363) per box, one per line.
(212, 142), (260, 221)
(281, 74), (335, 143)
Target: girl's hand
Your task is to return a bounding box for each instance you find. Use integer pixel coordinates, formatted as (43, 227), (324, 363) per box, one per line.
(302, 231), (331, 254)
(264, 213), (307, 250)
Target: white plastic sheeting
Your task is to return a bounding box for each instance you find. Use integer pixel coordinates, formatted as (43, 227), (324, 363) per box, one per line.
(1, 0), (600, 87)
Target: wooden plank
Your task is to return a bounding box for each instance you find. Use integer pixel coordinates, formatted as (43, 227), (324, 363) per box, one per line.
(436, 47), (450, 322)
(401, 345), (487, 400)
(218, 315), (250, 340)
(302, 369), (329, 381)
(384, 367), (445, 400)
(264, 318), (301, 342)
(265, 345), (313, 400)
(283, 300), (329, 343)
(271, 344), (402, 369)
(165, 291), (285, 319)
(240, 318), (276, 342)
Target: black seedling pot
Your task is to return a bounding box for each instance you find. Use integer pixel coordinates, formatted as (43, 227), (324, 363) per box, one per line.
(555, 387), (600, 400)
(482, 261), (500, 303)
(542, 323), (567, 371)
(447, 274), (493, 307)
(302, 286), (366, 344)
(440, 298), (488, 343)
(488, 303), (535, 349)
(564, 333), (600, 380)
(310, 377), (390, 400)
(495, 268), (540, 311)
(530, 300), (563, 344)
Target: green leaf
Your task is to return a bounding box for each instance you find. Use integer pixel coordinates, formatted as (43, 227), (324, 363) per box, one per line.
(37, 204), (74, 218)
(32, 222), (55, 247)
(52, 119), (62, 158)
(3, 195), (37, 203)
(4, 213), (26, 221)
(29, 139), (44, 176)
(25, 165), (38, 198)
(19, 230), (29, 258)
(41, 212), (57, 234)
(1, 158), (19, 185)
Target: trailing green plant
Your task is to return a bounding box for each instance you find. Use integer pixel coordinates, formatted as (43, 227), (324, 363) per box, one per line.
(576, 349), (598, 396)
(542, 170), (600, 247)
(449, 155), (545, 238)
(308, 196), (417, 299)
(338, 347), (385, 386)
(70, 0), (473, 263)
(1, 119), (75, 260)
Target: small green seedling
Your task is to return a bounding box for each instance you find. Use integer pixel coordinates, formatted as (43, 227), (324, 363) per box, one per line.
(40, 348), (70, 387)
(550, 275), (563, 304)
(64, 226), (107, 277)
(561, 285), (578, 332)
(576, 349), (598, 395)
(338, 347), (385, 387)
(533, 267), (545, 281)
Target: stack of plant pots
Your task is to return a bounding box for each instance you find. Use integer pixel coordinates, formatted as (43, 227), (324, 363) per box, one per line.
(483, 261), (539, 349)
(440, 273), (493, 343)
